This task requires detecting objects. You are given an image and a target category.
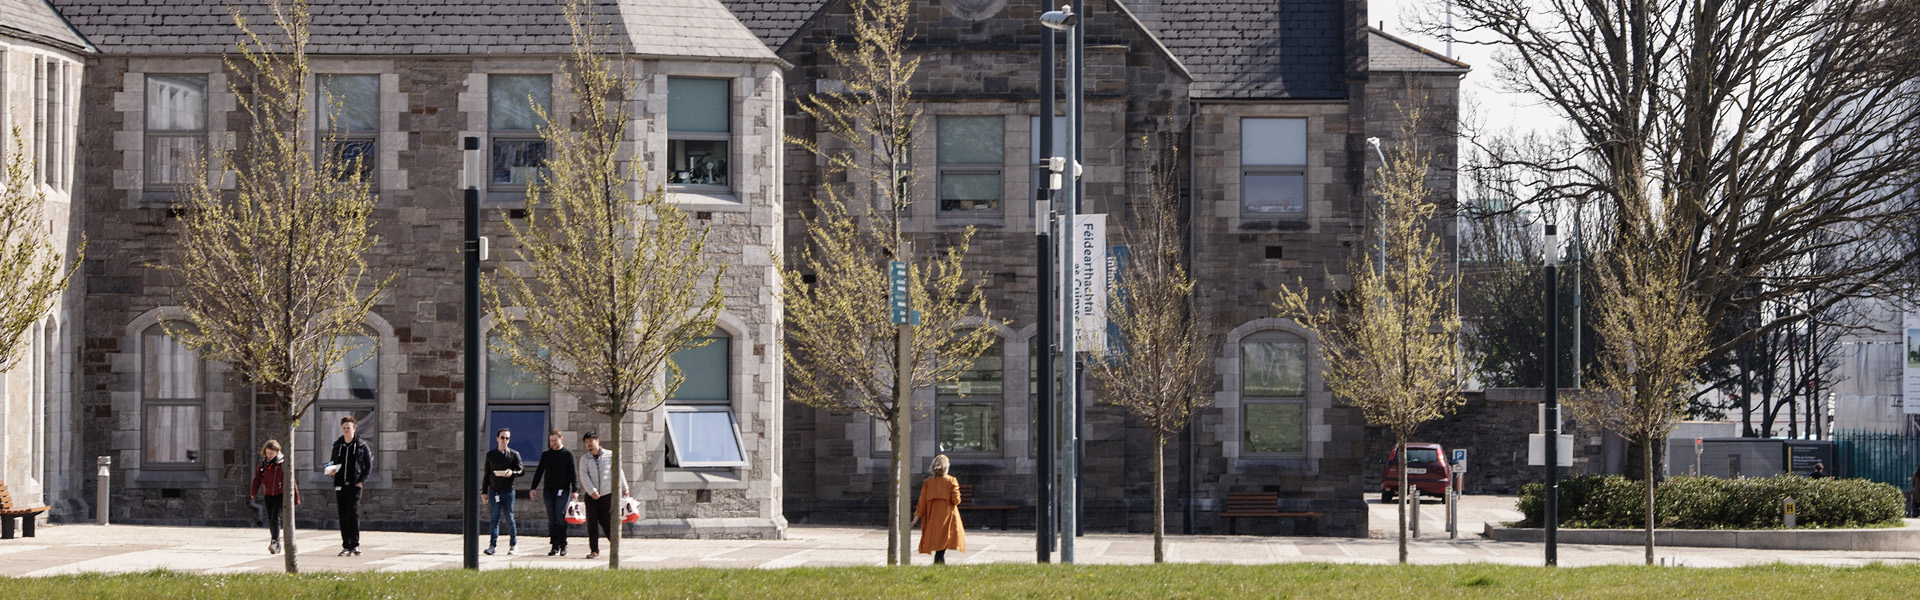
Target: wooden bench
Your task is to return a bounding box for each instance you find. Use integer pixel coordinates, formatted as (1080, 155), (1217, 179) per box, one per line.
(1, 482), (51, 539)
(956, 484), (1018, 530)
(1219, 492), (1323, 535)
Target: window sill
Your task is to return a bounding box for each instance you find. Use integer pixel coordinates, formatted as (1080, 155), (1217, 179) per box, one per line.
(1233, 457), (1312, 473)
(667, 191), (747, 210)
(130, 469), (217, 489)
(1238, 219), (1311, 231)
(659, 469), (748, 490)
(945, 456), (1008, 471)
(933, 213), (1006, 227)
(304, 473), (390, 491)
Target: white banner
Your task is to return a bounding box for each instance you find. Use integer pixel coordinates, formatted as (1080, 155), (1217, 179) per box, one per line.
(1066, 214), (1107, 351)
(1905, 313), (1920, 414)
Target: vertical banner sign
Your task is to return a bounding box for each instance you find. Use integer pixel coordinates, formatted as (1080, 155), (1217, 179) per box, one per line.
(1070, 214), (1107, 351)
(1905, 313), (1920, 414)
(890, 261), (909, 325)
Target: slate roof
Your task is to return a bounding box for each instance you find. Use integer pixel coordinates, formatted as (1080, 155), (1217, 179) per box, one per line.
(714, 0), (829, 51)
(1367, 27), (1468, 74)
(1130, 0), (1348, 100)
(1, 0), (92, 52)
(47, 0), (779, 61)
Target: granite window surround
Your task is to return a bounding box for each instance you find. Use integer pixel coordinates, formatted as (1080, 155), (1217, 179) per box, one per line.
(115, 61), (233, 208)
(1216, 318), (1330, 473)
(297, 314), (404, 490)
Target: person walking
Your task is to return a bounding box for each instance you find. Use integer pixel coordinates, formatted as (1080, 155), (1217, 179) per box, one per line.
(527, 429), (577, 556)
(247, 439), (300, 555)
(483, 428), (525, 555)
(912, 454), (966, 564)
(326, 415), (373, 556)
(574, 431), (627, 560)
(1808, 462), (1828, 479)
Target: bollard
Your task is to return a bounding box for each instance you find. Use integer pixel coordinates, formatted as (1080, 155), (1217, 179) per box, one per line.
(1411, 490), (1421, 538)
(1784, 496), (1796, 529)
(96, 456), (111, 526)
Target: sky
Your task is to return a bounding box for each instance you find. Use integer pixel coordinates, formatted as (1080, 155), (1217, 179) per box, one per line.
(1367, 0), (1567, 139)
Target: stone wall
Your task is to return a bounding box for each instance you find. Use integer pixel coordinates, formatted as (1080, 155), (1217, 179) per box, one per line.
(1361, 388), (1619, 495)
(70, 54), (788, 538)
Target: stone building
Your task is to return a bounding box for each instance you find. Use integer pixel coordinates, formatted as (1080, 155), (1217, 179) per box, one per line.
(733, 0), (1467, 536)
(0, 0), (89, 529)
(47, 0), (790, 538)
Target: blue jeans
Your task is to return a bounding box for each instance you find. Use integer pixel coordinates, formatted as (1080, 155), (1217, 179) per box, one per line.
(488, 491), (517, 548)
(541, 488), (570, 549)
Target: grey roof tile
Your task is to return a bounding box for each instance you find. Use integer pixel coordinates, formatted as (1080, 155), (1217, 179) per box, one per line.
(1, 0), (92, 51)
(1366, 27), (1469, 74)
(46, 0), (779, 61)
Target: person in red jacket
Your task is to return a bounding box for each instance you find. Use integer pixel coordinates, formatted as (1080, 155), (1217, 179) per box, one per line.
(248, 439), (301, 554)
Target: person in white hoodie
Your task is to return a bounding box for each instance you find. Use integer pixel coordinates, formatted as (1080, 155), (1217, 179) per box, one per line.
(573, 431), (628, 560)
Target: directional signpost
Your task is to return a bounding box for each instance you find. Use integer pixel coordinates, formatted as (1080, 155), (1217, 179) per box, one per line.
(889, 260), (918, 325)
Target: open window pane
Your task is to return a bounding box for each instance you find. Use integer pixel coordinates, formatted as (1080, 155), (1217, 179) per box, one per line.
(487, 408), (548, 464)
(939, 116), (1002, 164)
(1241, 118), (1307, 166)
(668, 78), (730, 133)
(319, 74), (379, 132)
(667, 139), (729, 186)
(146, 74), (207, 131)
(665, 409), (747, 467)
(145, 404), (201, 464)
(668, 335), (729, 404)
(1242, 338), (1306, 397)
(1244, 402), (1304, 454)
(939, 173), (1001, 211)
(938, 402), (1001, 453)
(489, 75), (551, 131)
(491, 139), (548, 186)
(1243, 174), (1305, 215)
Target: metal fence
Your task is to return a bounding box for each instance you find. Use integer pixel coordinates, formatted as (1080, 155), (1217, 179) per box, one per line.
(1833, 431), (1920, 490)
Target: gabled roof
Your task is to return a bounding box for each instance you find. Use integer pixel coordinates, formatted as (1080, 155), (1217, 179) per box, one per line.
(715, 0), (830, 51)
(1367, 27), (1468, 74)
(1131, 0), (1348, 100)
(1, 0), (93, 53)
(48, 0), (779, 62)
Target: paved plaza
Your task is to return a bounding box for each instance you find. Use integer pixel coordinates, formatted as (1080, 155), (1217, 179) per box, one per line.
(2, 496), (1917, 577)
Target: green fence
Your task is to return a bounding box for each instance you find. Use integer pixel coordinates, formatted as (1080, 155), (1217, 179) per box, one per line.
(1834, 431), (1920, 490)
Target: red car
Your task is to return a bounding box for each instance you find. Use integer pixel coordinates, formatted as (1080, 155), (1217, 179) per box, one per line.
(1381, 443), (1452, 502)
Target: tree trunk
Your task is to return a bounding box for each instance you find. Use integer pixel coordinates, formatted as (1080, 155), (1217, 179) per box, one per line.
(1397, 437), (1409, 565)
(1152, 433), (1166, 564)
(893, 408), (914, 566)
(283, 410), (299, 573)
(608, 412), (623, 570)
(886, 415), (902, 566)
(1643, 437), (1656, 566)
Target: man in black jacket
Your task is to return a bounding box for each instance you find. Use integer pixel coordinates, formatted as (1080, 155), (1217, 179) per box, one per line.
(527, 429), (577, 556)
(326, 415), (374, 556)
(483, 428), (525, 555)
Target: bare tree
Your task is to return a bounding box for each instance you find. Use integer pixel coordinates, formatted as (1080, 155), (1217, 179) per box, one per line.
(164, 0), (388, 574)
(484, 0), (727, 570)
(1565, 200), (1711, 566)
(1085, 135), (1212, 564)
(782, 0), (996, 566)
(0, 134), (80, 373)
(1432, 0), (1920, 363)
(1275, 108), (1464, 565)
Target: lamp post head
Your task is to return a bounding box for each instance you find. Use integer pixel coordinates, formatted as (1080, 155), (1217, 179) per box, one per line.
(1040, 6), (1079, 30)
(1544, 223), (1559, 267)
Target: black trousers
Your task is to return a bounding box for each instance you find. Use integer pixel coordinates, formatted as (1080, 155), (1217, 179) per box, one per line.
(541, 488), (571, 549)
(336, 486), (362, 550)
(263, 494), (284, 542)
(584, 494), (613, 553)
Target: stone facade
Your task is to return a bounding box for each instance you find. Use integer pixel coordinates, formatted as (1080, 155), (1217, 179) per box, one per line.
(0, 3), (88, 528)
(51, 0), (790, 539)
(752, 0), (1468, 537)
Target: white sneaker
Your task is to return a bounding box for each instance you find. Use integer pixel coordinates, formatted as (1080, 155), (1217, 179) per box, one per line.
(507, 546), (517, 556)
(269, 540), (280, 554)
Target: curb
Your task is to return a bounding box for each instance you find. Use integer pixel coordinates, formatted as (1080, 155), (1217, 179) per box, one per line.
(1483, 523), (1920, 551)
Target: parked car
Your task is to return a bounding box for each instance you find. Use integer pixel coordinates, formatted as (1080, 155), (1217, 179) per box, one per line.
(1381, 443), (1452, 503)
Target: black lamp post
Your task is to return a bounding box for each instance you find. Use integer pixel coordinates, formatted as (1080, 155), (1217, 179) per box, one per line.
(1544, 223), (1560, 567)
(462, 136), (483, 570)
(1035, 10), (1056, 564)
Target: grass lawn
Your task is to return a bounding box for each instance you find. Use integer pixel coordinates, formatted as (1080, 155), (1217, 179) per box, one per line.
(5, 563), (1914, 599)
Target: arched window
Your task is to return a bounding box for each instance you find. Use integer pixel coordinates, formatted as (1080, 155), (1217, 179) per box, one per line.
(938, 336), (1003, 454)
(316, 331), (378, 464)
(141, 323), (203, 467)
(487, 324), (550, 462)
(665, 331), (746, 468)
(1241, 330), (1306, 456)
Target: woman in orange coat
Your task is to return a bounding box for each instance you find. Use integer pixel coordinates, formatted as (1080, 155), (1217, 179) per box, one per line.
(913, 454), (966, 564)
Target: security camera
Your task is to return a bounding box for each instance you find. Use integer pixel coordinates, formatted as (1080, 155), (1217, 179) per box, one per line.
(1040, 7), (1079, 30)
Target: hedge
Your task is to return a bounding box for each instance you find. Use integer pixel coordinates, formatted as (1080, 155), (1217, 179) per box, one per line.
(1515, 474), (1905, 529)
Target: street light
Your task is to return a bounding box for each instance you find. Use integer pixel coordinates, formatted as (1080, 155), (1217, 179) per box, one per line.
(1543, 222), (1560, 567)
(462, 136), (484, 570)
(1365, 138), (1387, 277)
(1039, 2), (1081, 565)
